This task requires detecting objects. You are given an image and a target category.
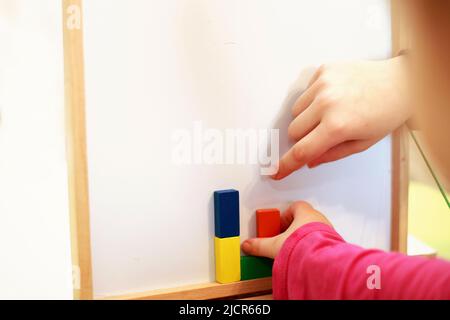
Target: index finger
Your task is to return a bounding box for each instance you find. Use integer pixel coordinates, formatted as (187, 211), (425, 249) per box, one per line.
(272, 123), (338, 180)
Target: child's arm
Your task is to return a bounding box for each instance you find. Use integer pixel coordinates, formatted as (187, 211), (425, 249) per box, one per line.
(242, 202), (450, 300)
(273, 222), (450, 299)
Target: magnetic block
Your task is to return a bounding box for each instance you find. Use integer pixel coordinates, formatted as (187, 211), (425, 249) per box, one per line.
(256, 208), (281, 238)
(214, 189), (240, 238)
(214, 236), (241, 284)
(240, 256), (273, 281)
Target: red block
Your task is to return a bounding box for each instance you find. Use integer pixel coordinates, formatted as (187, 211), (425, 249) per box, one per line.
(256, 208), (281, 238)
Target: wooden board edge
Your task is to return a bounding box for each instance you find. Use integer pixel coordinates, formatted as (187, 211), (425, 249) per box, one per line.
(240, 294), (273, 300)
(391, 126), (409, 253)
(99, 278), (272, 300)
(390, 0), (410, 253)
(62, 0), (93, 300)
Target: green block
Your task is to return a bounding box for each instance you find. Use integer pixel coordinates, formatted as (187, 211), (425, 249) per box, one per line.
(240, 256), (273, 280)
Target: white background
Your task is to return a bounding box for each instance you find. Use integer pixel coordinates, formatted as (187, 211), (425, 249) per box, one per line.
(83, 0), (393, 297)
(0, 0), (73, 299)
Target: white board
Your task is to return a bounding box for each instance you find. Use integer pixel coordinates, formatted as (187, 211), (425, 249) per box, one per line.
(83, 0), (393, 297)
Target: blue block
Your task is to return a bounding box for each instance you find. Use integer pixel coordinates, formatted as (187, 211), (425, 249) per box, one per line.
(214, 189), (240, 238)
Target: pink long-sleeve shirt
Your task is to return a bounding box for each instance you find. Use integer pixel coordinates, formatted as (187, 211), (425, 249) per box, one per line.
(272, 222), (450, 299)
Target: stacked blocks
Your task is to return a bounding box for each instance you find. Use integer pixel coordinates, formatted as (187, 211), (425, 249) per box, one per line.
(214, 190), (240, 283)
(214, 236), (240, 283)
(214, 190), (239, 238)
(256, 208), (281, 238)
(240, 208), (281, 281)
(213, 189), (282, 283)
(240, 256), (273, 281)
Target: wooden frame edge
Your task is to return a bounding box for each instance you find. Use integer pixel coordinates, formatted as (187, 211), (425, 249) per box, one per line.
(391, 126), (409, 253)
(62, 0), (93, 300)
(390, 0), (409, 253)
(100, 278), (272, 300)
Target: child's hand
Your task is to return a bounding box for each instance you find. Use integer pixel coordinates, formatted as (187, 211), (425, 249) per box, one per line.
(272, 57), (410, 180)
(241, 201), (332, 259)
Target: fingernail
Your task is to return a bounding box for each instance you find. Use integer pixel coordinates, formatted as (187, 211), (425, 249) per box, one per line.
(241, 240), (251, 253)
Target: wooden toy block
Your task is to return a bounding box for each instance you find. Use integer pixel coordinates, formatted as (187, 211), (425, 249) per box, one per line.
(256, 208), (281, 238)
(214, 189), (240, 238)
(240, 256), (273, 281)
(214, 236), (241, 284)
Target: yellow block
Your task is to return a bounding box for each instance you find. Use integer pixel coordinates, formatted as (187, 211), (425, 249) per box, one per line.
(214, 236), (241, 284)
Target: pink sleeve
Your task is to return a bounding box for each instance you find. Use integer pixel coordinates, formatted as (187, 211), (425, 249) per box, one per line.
(272, 222), (450, 300)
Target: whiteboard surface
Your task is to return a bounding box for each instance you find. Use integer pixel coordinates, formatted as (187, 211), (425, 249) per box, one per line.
(83, 0), (392, 297)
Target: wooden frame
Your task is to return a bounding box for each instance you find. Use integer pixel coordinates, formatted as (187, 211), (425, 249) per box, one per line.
(62, 0), (93, 300)
(390, 0), (410, 253)
(102, 278), (272, 300)
(63, 0), (409, 300)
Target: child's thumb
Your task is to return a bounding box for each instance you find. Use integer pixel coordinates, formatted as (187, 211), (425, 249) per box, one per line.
(241, 238), (276, 259)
